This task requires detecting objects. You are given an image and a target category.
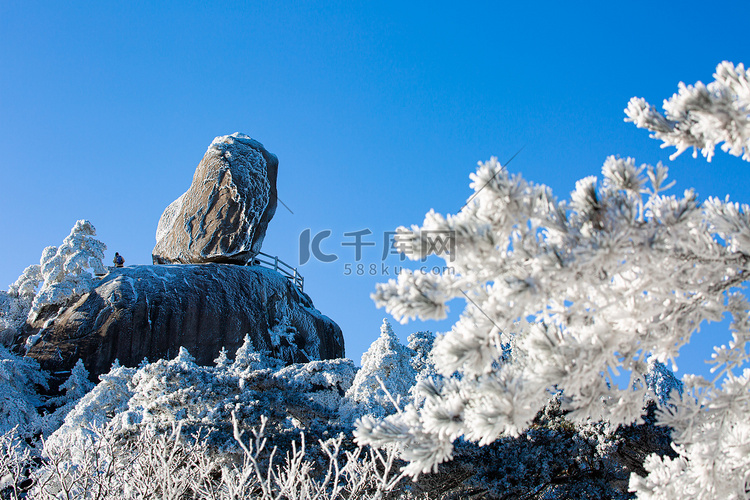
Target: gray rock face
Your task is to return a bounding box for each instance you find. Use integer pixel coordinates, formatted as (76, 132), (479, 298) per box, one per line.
(24, 264), (344, 379)
(152, 133), (278, 265)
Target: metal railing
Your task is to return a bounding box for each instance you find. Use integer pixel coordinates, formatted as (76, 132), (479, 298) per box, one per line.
(251, 251), (304, 292)
(95, 254), (305, 292)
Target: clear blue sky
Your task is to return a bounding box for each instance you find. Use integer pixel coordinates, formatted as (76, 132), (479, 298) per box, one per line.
(1, 1), (748, 377)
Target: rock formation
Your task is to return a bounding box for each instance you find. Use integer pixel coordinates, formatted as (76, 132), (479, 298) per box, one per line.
(16, 133), (347, 381)
(152, 133), (278, 265)
(24, 265), (344, 379)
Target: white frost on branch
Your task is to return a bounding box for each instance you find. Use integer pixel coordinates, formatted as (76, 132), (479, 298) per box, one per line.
(626, 61), (750, 162)
(363, 146), (750, 497)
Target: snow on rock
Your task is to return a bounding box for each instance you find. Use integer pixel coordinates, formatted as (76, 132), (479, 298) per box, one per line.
(23, 264), (344, 379)
(152, 133), (278, 265)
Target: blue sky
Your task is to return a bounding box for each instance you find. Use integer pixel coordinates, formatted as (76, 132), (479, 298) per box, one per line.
(1, 1), (749, 377)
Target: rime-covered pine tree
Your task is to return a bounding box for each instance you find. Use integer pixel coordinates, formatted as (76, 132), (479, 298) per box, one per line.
(345, 319), (416, 417)
(29, 220), (107, 320)
(407, 331), (435, 375)
(0, 265), (42, 336)
(358, 62), (750, 499)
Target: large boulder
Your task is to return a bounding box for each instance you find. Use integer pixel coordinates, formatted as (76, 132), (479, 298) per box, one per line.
(23, 264), (344, 379)
(152, 133), (278, 265)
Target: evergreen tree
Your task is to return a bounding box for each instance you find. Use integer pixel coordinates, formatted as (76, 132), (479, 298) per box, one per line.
(29, 220), (107, 320)
(345, 319), (416, 417)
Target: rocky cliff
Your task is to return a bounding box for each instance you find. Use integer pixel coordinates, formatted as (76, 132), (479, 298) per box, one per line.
(25, 264), (344, 379)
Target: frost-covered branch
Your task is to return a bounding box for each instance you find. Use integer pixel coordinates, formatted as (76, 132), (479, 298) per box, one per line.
(22, 412), (405, 500)
(0, 427), (33, 500)
(366, 143), (750, 497)
(626, 61), (750, 162)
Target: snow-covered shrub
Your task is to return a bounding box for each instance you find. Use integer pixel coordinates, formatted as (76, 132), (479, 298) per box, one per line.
(276, 358), (357, 412)
(0, 347), (94, 444)
(29, 220), (107, 321)
(25, 342), (408, 500)
(0, 427), (34, 500)
(343, 319), (416, 419)
(48, 339), (356, 458)
(40, 359), (96, 436)
(31, 421), (213, 500)
(25, 412), (405, 500)
(229, 334), (284, 374)
(49, 361), (135, 465)
(361, 63), (750, 498)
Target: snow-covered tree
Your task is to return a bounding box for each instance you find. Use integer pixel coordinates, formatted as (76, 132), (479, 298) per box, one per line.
(30, 346), (390, 500)
(407, 331), (435, 375)
(0, 293), (31, 343)
(49, 343), (355, 455)
(50, 361), (136, 449)
(0, 348), (95, 444)
(0, 265), (42, 339)
(8, 264), (43, 298)
(29, 220), (107, 321)
(230, 334), (284, 374)
(359, 63), (750, 498)
(406, 331), (443, 409)
(344, 320), (416, 418)
(643, 359), (683, 408)
(0, 345), (49, 438)
(42, 359), (96, 435)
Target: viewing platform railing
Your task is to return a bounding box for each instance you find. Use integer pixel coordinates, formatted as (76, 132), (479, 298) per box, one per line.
(251, 251), (304, 292)
(97, 252), (305, 292)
